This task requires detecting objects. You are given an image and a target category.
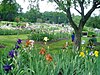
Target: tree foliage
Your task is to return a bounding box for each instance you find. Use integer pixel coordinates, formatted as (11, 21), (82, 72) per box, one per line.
(17, 10), (68, 24)
(0, 0), (21, 21)
(42, 11), (68, 24)
(86, 16), (100, 29)
(25, 8), (41, 23)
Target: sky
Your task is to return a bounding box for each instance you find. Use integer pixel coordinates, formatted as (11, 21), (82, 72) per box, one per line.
(16, 0), (57, 13)
(16, 0), (100, 16)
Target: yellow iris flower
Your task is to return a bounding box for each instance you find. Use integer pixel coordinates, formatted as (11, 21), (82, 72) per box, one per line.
(43, 37), (49, 42)
(94, 51), (99, 57)
(79, 52), (85, 57)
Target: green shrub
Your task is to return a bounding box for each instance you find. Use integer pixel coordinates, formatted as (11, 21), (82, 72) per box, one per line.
(83, 27), (88, 31)
(1, 41), (100, 75)
(0, 29), (32, 35)
(88, 31), (96, 36)
(28, 31), (68, 41)
(94, 45), (100, 51)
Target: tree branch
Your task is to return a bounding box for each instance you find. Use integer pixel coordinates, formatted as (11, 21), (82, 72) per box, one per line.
(78, 0), (84, 17)
(54, 0), (78, 31)
(96, 1), (100, 5)
(82, 0), (85, 3)
(73, 0), (82, 15)
(96, 2), (100, 8)
(80, 6), (96, 28)
(96, 6), (100, 8)
(79, 0), (100, 29)
(66, 8), (78, 31)
(93, 0), (100, 6)
(74, 7), (81, 15)
(53, 0), (59, 4)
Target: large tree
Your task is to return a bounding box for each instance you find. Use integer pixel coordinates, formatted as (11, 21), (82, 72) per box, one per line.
(0, 0), (21, 21)
(32, 0), (100, 50)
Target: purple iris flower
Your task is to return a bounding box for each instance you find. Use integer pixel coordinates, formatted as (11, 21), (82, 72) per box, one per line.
(15, 45), (20, 49)
(3, 64), (12, 73)
(89, 51), (93, 56)
(17, 39), (22, 44)
(9, 50), (17, 58)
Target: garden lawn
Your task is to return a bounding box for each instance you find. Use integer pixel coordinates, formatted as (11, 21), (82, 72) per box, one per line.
(0, 35), (100, 52)
(0, 34), (28, 47)
(0, 35), (69, 58)
(0, 34), (28, 56)
(0, 21), (18, 26)
(82, 36), (100, 42)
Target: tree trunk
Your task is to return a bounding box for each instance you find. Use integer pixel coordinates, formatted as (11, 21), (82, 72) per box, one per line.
(75, 30), (82, 51)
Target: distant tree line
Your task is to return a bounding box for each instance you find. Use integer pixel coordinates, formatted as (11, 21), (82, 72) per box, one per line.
(17, 8), (68, 24)
(86, 16), (100, 29)
(72, 15), (100, 29)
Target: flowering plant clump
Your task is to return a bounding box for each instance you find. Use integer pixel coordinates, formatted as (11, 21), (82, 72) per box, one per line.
(3, 39), (22, 73)
(79, 46), (99, 58)
(17, 39), (22, 44)
(79, 51), (85, 57)
(15, 45), (20, 49)
(80, 51), (99, 57)
(9, 49), (17, 58)
(25, 40), (31, 47)
(88, 50), (99, 57)
(3, 64), (12, 73)
(25, 40), (34, 47)
(89, 51), (94, 56)
(43, 37), (49, 42)
(39, 48), (46, 55)
(1, 37), (100, 75)
(94, 51), (99, 57)
(45, 54), (53, 62)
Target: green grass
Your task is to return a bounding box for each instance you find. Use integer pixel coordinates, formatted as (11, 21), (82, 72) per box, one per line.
(82, 37), (100, 42)
(0, 34), (67, 48)
(0, 21), (18, 26)
(0, 34), (29, 56)
(1, 35), (99, 59)
(0, 34), (68, 58)
(0, 34), (28, 47)
(0, 35), (100, 52)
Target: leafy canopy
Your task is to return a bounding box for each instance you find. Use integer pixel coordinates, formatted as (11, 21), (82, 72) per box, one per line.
(0, 0), (21, 21)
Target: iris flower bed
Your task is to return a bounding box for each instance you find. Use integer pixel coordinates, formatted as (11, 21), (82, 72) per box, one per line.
(0, 37), (100, 75)
(28, 30), (69, 41)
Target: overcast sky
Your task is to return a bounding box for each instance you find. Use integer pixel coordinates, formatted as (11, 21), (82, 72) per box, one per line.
(16, 0), (100, 16)
(16, 0), (56, 13)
